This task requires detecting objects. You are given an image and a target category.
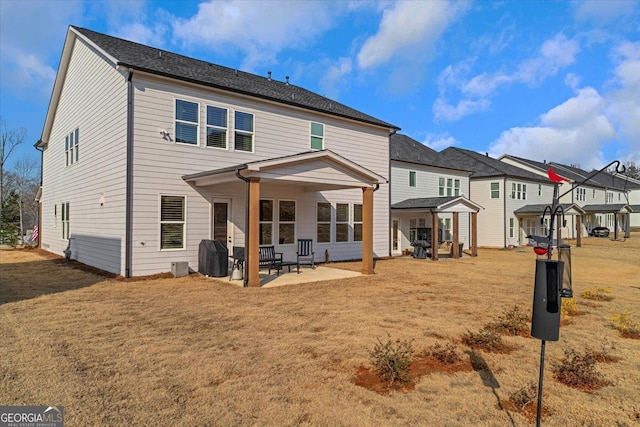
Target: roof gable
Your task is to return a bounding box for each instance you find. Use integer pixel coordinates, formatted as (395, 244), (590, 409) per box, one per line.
(439, 148), (548, 182)
(70, 26), (398, 131)
(390, 133), (468, 172)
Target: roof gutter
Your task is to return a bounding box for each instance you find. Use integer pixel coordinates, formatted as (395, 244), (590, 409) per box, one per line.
(125, 69), (134, 278)
(235, 166), (250, 288)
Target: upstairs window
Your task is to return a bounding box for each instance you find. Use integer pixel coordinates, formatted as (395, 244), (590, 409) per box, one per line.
(438, 177), (445, 196)
(454, 179), (460, 196)
(409, 171), (416, 187)
(490, 182), (500, 199)
(522, 184), (527, 200)
(65, 128), (79, 166)
(446, 178), (453, 196)
(310, 122), (324, 150)
(234, 111), (254, 152)
(175, 100), (199, 145)
(206, 105), (228, 149)
(538, 184), (542, 196)
(160, 195), (185, 250)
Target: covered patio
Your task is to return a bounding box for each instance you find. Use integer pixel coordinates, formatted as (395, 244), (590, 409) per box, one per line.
(514, 203), (586, 245)
(183, 150), (387, 287)
(391, 196), (483, 260)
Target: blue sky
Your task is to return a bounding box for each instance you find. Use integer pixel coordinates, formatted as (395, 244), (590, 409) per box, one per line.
(1, 0), (639, 173)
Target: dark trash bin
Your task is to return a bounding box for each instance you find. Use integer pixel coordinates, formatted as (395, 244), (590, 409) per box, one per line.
(198, 240), (228, 277)
(411, 240), (430, 259)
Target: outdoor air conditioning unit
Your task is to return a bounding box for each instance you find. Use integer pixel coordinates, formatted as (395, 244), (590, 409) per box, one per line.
(171, 261), (189, 278)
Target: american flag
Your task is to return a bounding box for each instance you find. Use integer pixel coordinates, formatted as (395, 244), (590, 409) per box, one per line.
(31, 224), (39, 243)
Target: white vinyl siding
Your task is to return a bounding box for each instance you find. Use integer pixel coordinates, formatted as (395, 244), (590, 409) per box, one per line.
(40, 35), (127, 275)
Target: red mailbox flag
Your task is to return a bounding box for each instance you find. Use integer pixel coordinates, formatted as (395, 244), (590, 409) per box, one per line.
(547, 167), (570, 183)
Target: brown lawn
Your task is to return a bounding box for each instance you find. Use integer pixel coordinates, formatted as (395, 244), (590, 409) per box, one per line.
(1, 235), (639, 426)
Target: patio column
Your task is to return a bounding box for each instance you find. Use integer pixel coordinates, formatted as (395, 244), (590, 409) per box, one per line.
(247, 177), (261, 287)
(576, 215), (582, 247)
(431, 211), (439, 261)
(361, 186), (374, 275)
(452, 212), (460, 258)
(471, 212), (478, 257)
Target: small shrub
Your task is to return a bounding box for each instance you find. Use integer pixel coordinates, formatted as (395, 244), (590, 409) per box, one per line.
(553, 348), (606, 390)
(461, 327), (509, 352)
(428, 342), (462, 364)
(589, 338), (619, 363)
(369, 335), (414, 385)
(509, 382), (538, 412)
(561, 298), (577, 319)
(610, 310), (640, 338)
(581, 287), (613, 301)
(489, 305), (529, 335)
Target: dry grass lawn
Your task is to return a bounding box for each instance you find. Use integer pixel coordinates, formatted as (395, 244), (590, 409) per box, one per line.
(1, 235), (639, 426)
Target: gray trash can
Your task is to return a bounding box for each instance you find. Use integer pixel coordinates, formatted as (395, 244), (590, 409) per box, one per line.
(198, 240), (229, 277)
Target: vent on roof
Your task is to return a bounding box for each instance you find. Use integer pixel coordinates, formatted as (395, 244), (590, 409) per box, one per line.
(235, 69), (238, 76)
(285, 76), (289, 85)
(158, 50), (162, 59)
(268, 71), (271, 81)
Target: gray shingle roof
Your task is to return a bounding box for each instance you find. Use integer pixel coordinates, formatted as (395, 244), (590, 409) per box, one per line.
(581, 204), (629, 213)
(439, 148), (550, 182)
(390, 134), (467, 171)
(513, 203), (580, 214)
(391, 196), (458, 209)
(72, 26), (398, 131)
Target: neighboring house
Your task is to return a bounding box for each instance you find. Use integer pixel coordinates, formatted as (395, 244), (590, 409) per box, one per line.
(36, 26), (399, 286)
(389, 134), (482, 258)
(438, 148), (555, 248)
(614, 173), (640, 230)
(500, 156), (637, 238)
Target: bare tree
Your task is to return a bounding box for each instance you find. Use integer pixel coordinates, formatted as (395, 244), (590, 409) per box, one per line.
(12, 157), (39, 243)
(0, 117), (27, 226)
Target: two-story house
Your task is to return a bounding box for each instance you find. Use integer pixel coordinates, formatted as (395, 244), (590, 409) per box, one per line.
(389, 134), (482, 258)
(438, 148), (557, 248)
(500, 156), (636, 239)
(36, 26), (399, 286)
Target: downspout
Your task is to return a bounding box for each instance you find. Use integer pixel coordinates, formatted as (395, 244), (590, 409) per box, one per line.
(235, 167), (250, 287)
(503, 177), (507, 248)
(35, 142), (44, 249)
(125, 69), (134, 278)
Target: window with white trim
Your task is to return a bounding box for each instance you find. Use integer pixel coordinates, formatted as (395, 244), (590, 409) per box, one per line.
(234, 111), (254, 152)
(54, 204), (57, 228)
(160, 195), (185, 250)
(522, 184), (527, 200)
(61, 202), (70, 240)
(336, 203), (349, 242)
(444, 178), (460, 196)
(538, 184), (542, 196)
(440, 218), (452, 241)
(65, 128), (79, 166)
(310, 122), (324, 150)
(409, 171), (416, 187)
(259, 199), (273, 245)
(206, 105), (228, 149)
(278, 200), (295, 245)
(175, 100), (199, 145)
(353, 203), (363, 242)
(454, 179), (460, 196)
(439, 177), (445, 196)
(509, 218), (514, 238)
(511, 183), (525, 200)
(576, 187), (586, 201)
(409, 218), (417, 242)
(446, 178), (453, 196)
(317, 202), (331, 243)
(491, 182), (500, 199)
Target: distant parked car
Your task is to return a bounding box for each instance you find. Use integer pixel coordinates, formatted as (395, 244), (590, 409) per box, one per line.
(590, 227), (610, 237)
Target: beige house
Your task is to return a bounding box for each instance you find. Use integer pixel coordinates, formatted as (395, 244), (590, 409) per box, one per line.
(36, 26), (399, 286)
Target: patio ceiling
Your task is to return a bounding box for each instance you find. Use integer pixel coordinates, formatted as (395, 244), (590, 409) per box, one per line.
(182, 149), (387, 191)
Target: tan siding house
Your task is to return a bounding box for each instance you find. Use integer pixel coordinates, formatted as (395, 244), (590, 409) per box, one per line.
(37, 26), (398, 285)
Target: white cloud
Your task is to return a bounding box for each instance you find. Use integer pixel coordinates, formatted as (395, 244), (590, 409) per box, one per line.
(573, 0), (639, 25)
(422, 132), (458, 151)
(433, 98), (491, 122)
(355, 1), (468, 93)
(115, 22), (168, 48)
(434, 33), (580, 122)
(564, 72), (581, 89)
(318, 57), (353, 100)
(172, 1), (335, 70)
(488, 86), (617, 169)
